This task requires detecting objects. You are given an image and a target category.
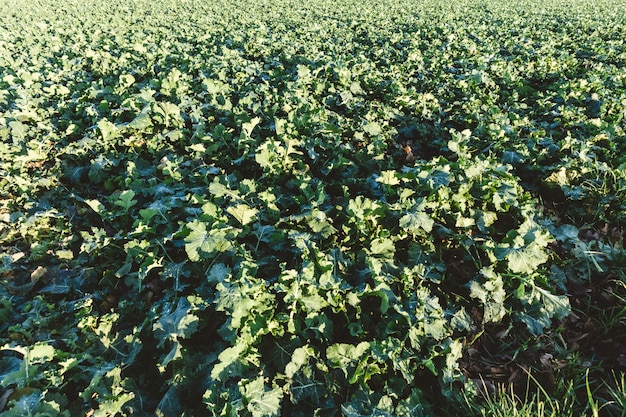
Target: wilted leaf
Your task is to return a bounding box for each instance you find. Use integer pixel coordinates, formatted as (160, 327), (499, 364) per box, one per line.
(469, 268), (507, 323)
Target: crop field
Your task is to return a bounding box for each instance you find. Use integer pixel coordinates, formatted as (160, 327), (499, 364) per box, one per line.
(1, 0), (626, 415)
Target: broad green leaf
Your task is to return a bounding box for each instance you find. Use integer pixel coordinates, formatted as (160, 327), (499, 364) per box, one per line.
(127, 111), (152, 130)
(23, 343), (54, 365)
(518, 313), (553, 335)
(209, 181), (240, 200)
(396, 389), (430, 417)
(241, 117), (261, 139)
(94, 392), (135, 417)
(9, 120), (28, 138)
(156, 385), (183, 417)
(85, 199), (106, 216)
(363, 121), (382, 136)
(207, 263), (231, 283)
(153, 298), (199, 347)
(97, 119), (120, 142)
(285, 345), (312, 378)
(210, 343), (247, 381)
(139, 208), (158, 221)
(184, 220), (234, 261)
(342, 390), (394, 417)
(227, 203), (259, 226)
(306, 209), (336, 238)
(114, 190), (137, 212)
(507, 242), (549, 274)
(554, 224), (579, 242)
(455, 215), (475, 228)
(534, 286), (570, 319)
(157, 341), (182, 373)
(119, 73), (135, 88)
(299, 291), (327, 312)
(369, 238), (395, 257)
(492, 183), (518, 211)
(152, 102), (183, 128)
(400, 211), (434, 234)
(244, 376), (283, 417)
(450, 308), (472, 332)
(326, 342), (370, 373)
(376, 170), (400, 186)
(0, 392), (43, 416)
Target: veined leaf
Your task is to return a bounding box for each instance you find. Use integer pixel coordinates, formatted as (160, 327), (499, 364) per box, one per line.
(158, 341), (182, 373)
(306, 209), (337, 238)
(369, 238), (395, 257)
(207, 263), (231, 283)
(243, 377), (283, 417)
(326, 342), (370, 378)
(227, 203), (259, 226)
(127, 110), (152, 130)
(9, 120), (28, 138)
(184, 220), (234, 261)
(492, 182), (518, 211)
(400, 210), (434, 234)
(210, 343), (248, 381)
(469, 268), (506, 323)
(153, 297), (199, 348)
(114, 190), (137, 212)
(376, 170), (400, 186)
(97, 119), (120, 142)
(156, 385), (183, 417)
(507, 242), (549, 274)
(285, 345), (313, 378)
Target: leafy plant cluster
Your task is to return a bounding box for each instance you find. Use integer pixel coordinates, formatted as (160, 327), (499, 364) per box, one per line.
(1, 0), (625, 415)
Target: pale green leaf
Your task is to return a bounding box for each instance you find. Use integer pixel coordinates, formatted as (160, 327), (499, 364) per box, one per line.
(469, 268), (506, 322)
(85, 199), (106, 216)
(210, 343), (247, 380)
(363, 121), (382, 136)
(507, 243), (549, 274)
(376, 170), (400, 186)
(97, 119), (120, 142)
(127, 111), (152, 130)
(244, 376), (283, 417)
(27, 343), (55, 364)
(227, 203), (259, 226)
(184, 220), (236, 261)
(285, 345), (312, 378)
(327, 342), (370, 370)
(400, 211), (434, 234)
(369, 238), (395, 257)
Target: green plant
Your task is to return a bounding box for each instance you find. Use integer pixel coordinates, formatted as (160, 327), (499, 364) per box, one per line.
(462, 368), (588, 417)
(1, 0), (626, 415)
